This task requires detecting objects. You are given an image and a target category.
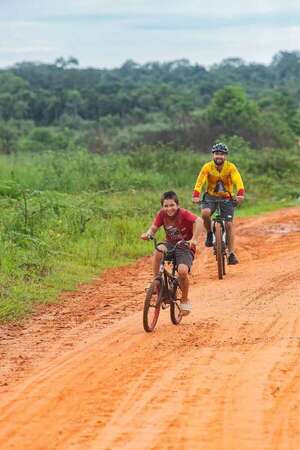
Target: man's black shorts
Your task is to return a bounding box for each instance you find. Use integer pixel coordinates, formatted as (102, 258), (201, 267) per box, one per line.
(201, 193), (234, 222)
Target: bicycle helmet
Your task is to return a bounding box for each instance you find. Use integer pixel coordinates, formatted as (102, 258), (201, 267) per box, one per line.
(211, 143), (229, 154)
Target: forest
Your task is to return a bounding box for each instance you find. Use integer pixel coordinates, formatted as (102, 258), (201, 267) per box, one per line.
(0, 50), (300, 154)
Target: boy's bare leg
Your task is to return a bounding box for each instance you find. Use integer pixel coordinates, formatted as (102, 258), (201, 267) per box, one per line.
(152, 244), (167, 276)
(177, 263), (189, 302)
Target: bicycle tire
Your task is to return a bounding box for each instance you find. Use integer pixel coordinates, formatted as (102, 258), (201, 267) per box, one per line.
(222, 252), (226, 276)
(223, 230), (229, 276)
(143, 279), (162, 332)
(215, 222), (223, 280)
(170, 285), (182, 325)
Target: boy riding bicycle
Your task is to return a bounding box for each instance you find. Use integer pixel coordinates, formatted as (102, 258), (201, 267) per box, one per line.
(141, 191), (201, 316)
(192, 143), (245, 264)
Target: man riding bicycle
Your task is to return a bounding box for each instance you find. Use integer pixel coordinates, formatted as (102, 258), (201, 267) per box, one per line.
(192, 143), (245, 265)
(141, 191), (201, 315)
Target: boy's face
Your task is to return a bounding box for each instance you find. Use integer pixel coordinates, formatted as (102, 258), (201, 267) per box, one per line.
(162, 199), (179, 217)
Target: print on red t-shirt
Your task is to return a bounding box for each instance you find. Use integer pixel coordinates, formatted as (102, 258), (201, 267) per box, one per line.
(153, 208), (197, 243)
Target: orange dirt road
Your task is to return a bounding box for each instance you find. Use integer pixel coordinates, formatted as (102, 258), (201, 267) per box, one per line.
(0, 207), (300, 450)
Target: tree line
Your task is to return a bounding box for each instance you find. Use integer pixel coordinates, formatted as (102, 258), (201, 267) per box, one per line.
(0, 51), (299, 153)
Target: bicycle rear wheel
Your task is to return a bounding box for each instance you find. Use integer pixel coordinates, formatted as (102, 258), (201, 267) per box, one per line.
(143, 279), (162, 332)
(170, 285), (182, 325)
(215, 222), (223, 280)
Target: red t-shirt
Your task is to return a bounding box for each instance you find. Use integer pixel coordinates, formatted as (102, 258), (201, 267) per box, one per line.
(153, 208), (198, 243)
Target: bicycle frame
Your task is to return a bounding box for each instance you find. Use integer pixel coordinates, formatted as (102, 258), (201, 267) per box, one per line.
(211, 201), (227, 248)
(155, 239), (181, 305)
(200, 197), (236, 279)
(142, 237), (184, 331)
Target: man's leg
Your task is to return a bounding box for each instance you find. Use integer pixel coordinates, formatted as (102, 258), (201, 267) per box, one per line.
(225, 221), (239, 264)
(225, 221), (234, 253)
(202, 208), (213, 247)
(221, 201), (238, 264)
(201, 208), (212, 233)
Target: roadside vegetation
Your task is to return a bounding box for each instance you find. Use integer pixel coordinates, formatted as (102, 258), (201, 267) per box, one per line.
(0, 141), (299, 321)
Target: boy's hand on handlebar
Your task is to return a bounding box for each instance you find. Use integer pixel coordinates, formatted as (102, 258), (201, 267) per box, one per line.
(141, 232), (152, 240)
(189, 238), (198, 248)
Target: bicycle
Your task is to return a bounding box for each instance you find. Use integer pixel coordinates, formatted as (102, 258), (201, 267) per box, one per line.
(143, 237), (189, 332)
(200, 198), (237, 280)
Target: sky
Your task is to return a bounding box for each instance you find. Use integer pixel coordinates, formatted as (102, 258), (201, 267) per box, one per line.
(0, 0), (299, 69)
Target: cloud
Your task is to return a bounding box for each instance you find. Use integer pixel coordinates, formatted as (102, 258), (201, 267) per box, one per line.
(57, 0), (300, 17)
(0, 0), (299, 68)
(131, 13), (300, 31)
(2, 0), (300, 20)
(0, 45), (55, 55)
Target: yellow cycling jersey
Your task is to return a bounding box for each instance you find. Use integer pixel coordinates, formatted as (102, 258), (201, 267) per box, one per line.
(193, 160), (245, 198)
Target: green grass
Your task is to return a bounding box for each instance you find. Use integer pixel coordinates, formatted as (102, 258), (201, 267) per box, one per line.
(0, 145), (299, 322)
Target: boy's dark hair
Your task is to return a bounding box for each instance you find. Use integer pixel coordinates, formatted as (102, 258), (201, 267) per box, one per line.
(160, 191), (179, 206)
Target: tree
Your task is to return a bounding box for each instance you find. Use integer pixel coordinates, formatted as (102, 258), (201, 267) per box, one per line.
(206, 86), (260, 137)
(55, 57), (79, 69)
(271, 51), (300, 82)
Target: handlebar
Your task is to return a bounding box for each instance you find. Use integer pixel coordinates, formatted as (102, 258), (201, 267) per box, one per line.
(197, 198), (238, 207)
(146, 235), (191, 253)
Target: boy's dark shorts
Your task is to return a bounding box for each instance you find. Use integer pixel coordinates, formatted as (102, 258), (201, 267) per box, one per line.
(201, 194), (234, 222)
(164, 242), (194, 271)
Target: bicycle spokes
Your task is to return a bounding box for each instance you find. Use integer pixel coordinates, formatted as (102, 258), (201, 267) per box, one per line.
(143, 280), (161, 332)
(214, 221), (226, 280)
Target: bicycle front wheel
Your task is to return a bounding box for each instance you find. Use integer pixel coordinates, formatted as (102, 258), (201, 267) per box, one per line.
(215, 222), (223, 280)
(222, 252), (226, 276)
(143, 279), (162, 332)
(170, 285), (183, 325)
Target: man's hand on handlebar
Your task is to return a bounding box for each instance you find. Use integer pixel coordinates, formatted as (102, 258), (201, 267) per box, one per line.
(192, 196), (200, 204)
(235, 195), (244, 205)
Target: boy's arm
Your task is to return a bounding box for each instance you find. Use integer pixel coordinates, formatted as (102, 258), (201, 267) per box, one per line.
(141, 210), (162, 240)
(192, 164), (208, 203)
(141, 224), (158, 240)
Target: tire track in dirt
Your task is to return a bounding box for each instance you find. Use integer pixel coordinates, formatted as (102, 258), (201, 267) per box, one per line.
(0, 206), (299, 450)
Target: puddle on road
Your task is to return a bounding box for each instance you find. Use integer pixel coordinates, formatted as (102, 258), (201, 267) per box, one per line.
(260, 223), (300, 235)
